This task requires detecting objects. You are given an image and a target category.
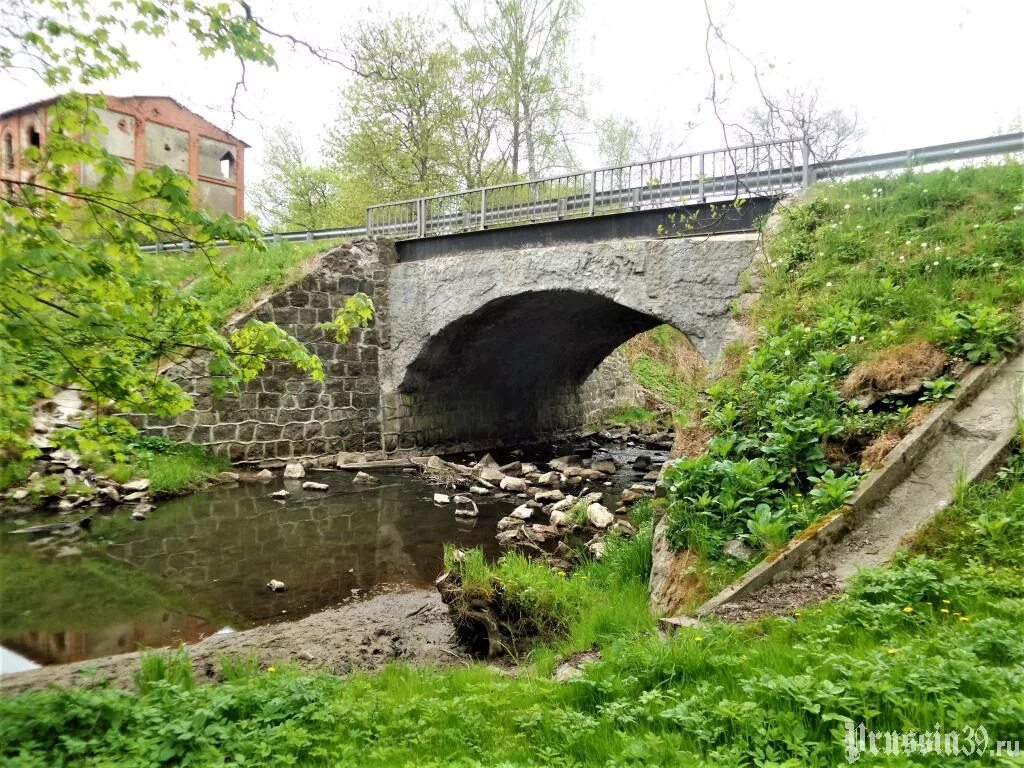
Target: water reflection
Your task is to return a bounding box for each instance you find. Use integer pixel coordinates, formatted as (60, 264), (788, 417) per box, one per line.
(1, 470), (510, 668)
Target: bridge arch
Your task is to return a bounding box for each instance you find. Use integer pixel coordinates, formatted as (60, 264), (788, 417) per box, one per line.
(380, 235), (758, 452)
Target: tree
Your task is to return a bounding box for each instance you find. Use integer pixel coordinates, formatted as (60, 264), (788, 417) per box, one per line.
(742, 88), (862, 162)
(0, 0), (371, 467)
(327, 17), (465, 202)
(453, 0), (585, 179)
(251, 127), (359, 230)
(596, 116), (690, 166)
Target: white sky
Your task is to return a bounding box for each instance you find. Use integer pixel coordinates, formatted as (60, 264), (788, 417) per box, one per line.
(3, 0), (1022, 203)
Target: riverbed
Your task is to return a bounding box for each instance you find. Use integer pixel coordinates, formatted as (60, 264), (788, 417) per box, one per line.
(0, 438), (666, 676)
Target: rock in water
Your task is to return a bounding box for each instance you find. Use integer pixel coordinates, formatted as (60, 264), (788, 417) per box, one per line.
(433, 493), (451, 504)
(591, 459), (617, 474)
(283, 463), (306, 479)
(469, 485), (491, 496)
(270, 489), (291, 499)
(302, 481), (329, 491)
(510, 504), (534, 520)
(255, 469), (274, 482)
(266, 579), (286, 592)
(352, 471), (380, 484)
(586, 503), (614, 529)
(499, 476), (527, 493)
(122, 478), (150, 492)
(534, 489), (565, 504)
(454, 505), (479, 518)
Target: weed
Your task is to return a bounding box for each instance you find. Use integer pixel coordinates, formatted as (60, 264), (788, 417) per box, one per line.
(134, 646), (194, 694)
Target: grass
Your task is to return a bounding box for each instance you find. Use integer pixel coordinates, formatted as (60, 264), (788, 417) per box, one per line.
(2, 458), (1023, 766)
(620, 324), (706, 417)
(139, 443), (231, 496)
(659, 163), (1024, 565)
(140, 238), (345, 328)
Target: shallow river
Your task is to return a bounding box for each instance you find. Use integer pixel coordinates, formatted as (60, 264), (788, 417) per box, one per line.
(0, 441), (662, 673)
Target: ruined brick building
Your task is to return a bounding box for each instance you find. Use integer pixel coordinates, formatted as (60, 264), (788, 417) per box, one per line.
(0, 95), (247, 218)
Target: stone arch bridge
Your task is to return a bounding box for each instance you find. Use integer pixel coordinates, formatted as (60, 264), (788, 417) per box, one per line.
(135, 231), (760, 462)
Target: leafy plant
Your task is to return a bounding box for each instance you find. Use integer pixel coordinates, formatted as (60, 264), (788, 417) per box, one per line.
(933, 305), (1018, 362)
(922, 375), (959, 402)
(745, 504), (791, 549)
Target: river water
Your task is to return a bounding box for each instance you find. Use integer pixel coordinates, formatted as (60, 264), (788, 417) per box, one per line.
(0, 440), (663, 672)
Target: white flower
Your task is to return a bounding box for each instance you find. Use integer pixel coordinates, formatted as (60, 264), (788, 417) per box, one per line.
(973, 223), (981, 229)
(856, 224), (863, 230)
(826, 281), (833, 287)
(859, 336), (866, 342)
(934, 245), (941, 252)
(784, 350), (791, 356)
(1014, 204), (1023, 213)
(932, 261), (939, 266)
(921, 242), (928, 248)
(899, 255), (906, 262)
(905, 240), (913, 246)
(993, 262), (1001, 269)
(850, 335), (857, 343)
(844, 203), (851, 210)
(884, 230), (891, 234)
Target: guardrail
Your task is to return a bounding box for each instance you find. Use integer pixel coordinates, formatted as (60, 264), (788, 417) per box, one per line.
(140, 226), (365, 254)
(143, 132), (1022, 252)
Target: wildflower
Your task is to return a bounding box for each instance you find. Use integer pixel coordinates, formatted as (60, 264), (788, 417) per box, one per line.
(884, 230), (891, 234)
(856, 224), (863, 229)
(844, 203), (851, 210)
(993, 262), (1001, 269)
(933, 261), (939, 267)
(905, 239), (913, 246)
(959, 616), (970, 622)
(792, 503), (799, 509)
(695, 636), (704, 642)
(1014, 204), (1023, 212)
(973, 223), (980, 228)
(859, 335), (866, 342)
(268, 666), (277, 673)
(940, 608), (950, 614)
(934, 245), (941, 252)
(784, 349), (791, 356)
(825, 281), (832, 287)
(850, 335), (858, 343)
(942, 599), (951, 604)
(793, 611), (802, 617)
(903, 606), (914, 614)
(899, 255), (906, 262)
(886, 648), (898, 654)
(921, 242), (928, 248)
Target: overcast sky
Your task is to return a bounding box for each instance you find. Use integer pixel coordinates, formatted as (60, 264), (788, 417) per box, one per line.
(3, 0), (1022, 200)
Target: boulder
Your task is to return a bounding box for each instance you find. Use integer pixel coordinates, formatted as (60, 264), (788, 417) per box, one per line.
(632, 455), (653, 471)
(336, 452), (367, 466)
(630, 483), (656, 493)
(122, 478), (150, 492)
(496, 528), (524, 546)
(130, 510), (147, 521)
(270, 489), (291, 499)
(455, 505), (479, 518)
(497, 515), (523, 531)
(498, 461), (523, 476)
(586, 503), (614, 529)
(433, 493), (451, 504)
(475, 453), (501, 469)
(266, 579), (286, 592)
(591, 459), (617, 474)
(520, 463), (538, 475)
(611, 520), (637, 538)
(549, 510), (571, 528)
(620, 489), (643, 504)
(283, 463), (306, 479)
(587, 538), (607, 560)
(352, 471), (380, 485)
(723, 539), (757, 562)
(510, 503), (534, 521)
(581, 491), (604, 505)
(536, 471), (561, 487)
(255, 469), (274, 482)
(218, 471), (240, 482)
(550, 495), (577, 512)
(302, 481), (329, 491)
(475, 466), (505, 484)
(499, 476), (527, 493)
(535, 489), (565, 504)
(578, 468), (607, 481)
(549, 455), (580, 472)
(453, 494), (472, 505)
(469, 485), (492, 496)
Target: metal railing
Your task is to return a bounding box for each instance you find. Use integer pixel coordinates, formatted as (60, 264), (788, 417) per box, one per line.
(140, 225), (365, 254)
(367, 132), (1023, 241)
(142, 132), (1022, 252)
(366, 138), (810, 239)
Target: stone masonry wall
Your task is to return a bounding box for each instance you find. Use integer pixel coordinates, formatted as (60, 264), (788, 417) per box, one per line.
(130, 239), (394, 463)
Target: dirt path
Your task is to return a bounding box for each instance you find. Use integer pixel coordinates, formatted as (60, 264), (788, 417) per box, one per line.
(0, 588), (465, 695)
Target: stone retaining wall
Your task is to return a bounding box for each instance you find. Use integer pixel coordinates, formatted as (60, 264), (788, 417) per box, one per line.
(129, 239), (394, 462)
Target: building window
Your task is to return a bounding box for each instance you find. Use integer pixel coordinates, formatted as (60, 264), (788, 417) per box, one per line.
(219, 151), (236, 180)
(27, 126), (41, 148)
(2, 133), (12, 170)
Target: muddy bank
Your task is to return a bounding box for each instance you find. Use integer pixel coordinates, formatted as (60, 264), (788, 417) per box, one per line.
(0, 588), (463, 695)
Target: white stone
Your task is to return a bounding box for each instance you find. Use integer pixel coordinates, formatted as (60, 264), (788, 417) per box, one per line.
(302, 481), (329, 491)
(536, 471), (561, 487)
(454, 506), (479, 518)
(433, 493), (451, 504)
(255, 469), (274, 481)
(500, 476), (527, 493)
(122, 478), (149, 492)
(550, 495), (576, 512)
(549, 510), (571, 528)
(283, 463), (306, 479)
(270, 489), (291, 499)
(535, 489), (565, 503)
(266, 579), (286, 592)
(591, 459), (617, 474)
(352, 471), (379, 484)
(510, 504), (534, 520)
(586, 503), (614, 529)
(469, 485), (491, 496)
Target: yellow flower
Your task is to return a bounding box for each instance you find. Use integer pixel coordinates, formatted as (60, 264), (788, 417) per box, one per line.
(268, 666), (277, 673)
(940, 608), (950, 614)
(695, 636), (704, 642)
(886, 648), (898, 654)
(902, 606), (914, 614)
(959, 616), (970, 622)
(793, 611), (802, 617)
(942, 599), (951, 605)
